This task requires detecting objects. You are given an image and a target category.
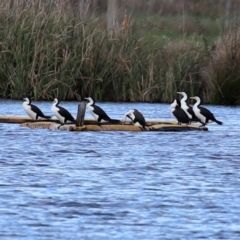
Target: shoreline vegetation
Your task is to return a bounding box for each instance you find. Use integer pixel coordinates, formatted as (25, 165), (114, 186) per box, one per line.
(0, 0), (240, 104)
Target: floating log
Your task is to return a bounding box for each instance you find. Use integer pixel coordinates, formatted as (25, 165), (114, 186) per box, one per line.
(0, 115), (177, 125)
(0, 116), (58, 124)
(21, 122), (208, 131)
(149, 124), (208, 131)
(21, 122), (143, 131)
(0, 115), (208, 131)
(69, 124), (143, 131)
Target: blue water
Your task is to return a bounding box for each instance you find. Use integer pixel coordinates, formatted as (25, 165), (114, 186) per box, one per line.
(0, 100), (240, 239)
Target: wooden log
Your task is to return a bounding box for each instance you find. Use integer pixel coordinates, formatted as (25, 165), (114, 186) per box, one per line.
(0, 116), (58, 124)
(21, 122), (71, 130)
(0, 115), (178, 125)
(69, 124), (143, 131)
(21, 122), (208, 131)
(75, 101), (86, 127)
(0, 116), (32, 123)
(149, 124), (208, 131)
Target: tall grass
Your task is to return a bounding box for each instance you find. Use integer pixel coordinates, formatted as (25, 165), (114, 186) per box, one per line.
(202, 27), (240, 104)
(0, 1), (239, 104)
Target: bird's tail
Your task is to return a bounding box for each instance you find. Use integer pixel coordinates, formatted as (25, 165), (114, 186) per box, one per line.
(109, 119), (121, 124)
(215, 119), (223, 125)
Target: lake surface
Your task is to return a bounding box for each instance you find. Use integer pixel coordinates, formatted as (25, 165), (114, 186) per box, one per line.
(0, 99), (240, 239)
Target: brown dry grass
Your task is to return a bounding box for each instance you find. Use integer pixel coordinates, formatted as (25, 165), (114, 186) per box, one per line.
(0, 0), (240, 104)
(201, 29), (240, 104)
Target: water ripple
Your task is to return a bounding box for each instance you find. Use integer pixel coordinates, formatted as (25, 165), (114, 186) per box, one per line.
(0, 101), (240, 239)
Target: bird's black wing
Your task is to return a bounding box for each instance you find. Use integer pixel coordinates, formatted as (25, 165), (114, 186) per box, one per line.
(133, 110), (146, 127)
(199, 106), (214, 118)
(93, 105), (111, 121)
(58, 106), (75, 122)
(31, 104), (43, 115)
(199, 106), (222, 124)
(174, 107), (190, 123)
(31, 104), (51, 119)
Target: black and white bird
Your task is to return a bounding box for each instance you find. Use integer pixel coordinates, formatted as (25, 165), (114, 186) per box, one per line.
(122, 109), (146, 129)
(23, 97), (51, 121)
(190, 96), (222, 127)
(85, 97), (120, 124)
(51, 98), (75, 125)
(170, 99), (191, 125)
(177, 91), (199, 122)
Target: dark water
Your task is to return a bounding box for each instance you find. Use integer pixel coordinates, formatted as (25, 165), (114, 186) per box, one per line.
(0, 100), (240, 240)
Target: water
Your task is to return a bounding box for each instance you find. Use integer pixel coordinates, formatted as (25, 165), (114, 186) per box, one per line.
(0, 100), (240, 239)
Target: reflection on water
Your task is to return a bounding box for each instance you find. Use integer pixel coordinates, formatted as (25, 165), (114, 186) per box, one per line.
(0, 100), (240, 239)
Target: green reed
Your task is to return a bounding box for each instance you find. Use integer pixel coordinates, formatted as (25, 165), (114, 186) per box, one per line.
(0, 1), (239, 104)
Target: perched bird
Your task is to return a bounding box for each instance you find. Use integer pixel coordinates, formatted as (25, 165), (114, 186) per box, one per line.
(122, 109), (146, 129)
(85, 97), (120, 124)
(51, 98), (75, 125)
(177, 91), (199, 122)
(23, 97), (51, 121)
(170, 99), (191, 125)
(190, 96), (222, 127)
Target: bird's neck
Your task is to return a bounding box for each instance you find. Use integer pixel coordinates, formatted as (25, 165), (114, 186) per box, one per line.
(181, 94), (187, 103)
(170, 100), (177, 110)
(195, 98), (201, 107)
(89, 98), (95, 106)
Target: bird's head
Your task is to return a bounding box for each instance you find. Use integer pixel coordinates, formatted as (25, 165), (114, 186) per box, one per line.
(190, 96), (198, 101)
(170, 99), (178, 108)
(23, 97), (31, 104)
(177, 92), (187, 97)
(84, 97), (95, 105)
(53, 98), (59, 105)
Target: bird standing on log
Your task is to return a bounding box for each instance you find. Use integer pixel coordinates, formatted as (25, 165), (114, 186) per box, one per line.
(51, 98), (75, 126)
(190, 96), (222, 127)
(122, 109), (146, 130)
(170, 99), (191, 125)
(177, 91), (199, 123)
(85, 97), (120, 124)
(23, 97), (51, 121)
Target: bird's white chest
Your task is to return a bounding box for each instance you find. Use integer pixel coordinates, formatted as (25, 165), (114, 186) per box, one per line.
(51, 105), (64, 123)
(86, 104), (103, 121)
(170, 105), (175, 114)
(23, 102), (37, 120)
(181, 102), (192, 119)
(193, 106), (206, 123)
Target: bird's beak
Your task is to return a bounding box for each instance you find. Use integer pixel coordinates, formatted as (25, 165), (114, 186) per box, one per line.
(176, 92), (181, 94)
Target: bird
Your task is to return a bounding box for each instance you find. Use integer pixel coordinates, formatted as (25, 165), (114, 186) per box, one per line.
(190, 96), (222, 127)
(22, 97), (51, 121)
(85, 97), (120, 124)
(51, 98), (75, 125)
(177, 91), (199, 122)
(170, 99), (191, 125)
(122, 109), (146, 129)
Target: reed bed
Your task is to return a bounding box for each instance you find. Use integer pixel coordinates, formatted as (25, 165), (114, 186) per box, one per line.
(0, 1), (239, 104)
